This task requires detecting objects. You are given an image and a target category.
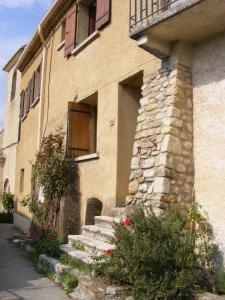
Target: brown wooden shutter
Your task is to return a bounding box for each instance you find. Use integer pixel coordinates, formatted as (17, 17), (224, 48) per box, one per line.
(25, 84), (30, 114)
(20, 91), (25, 119)
(96, 0), (111, 30)
(64, 4), (77, 57)
(30, 72), (35, 106)
(67, 102), (91, 157)
(38, 61), (42, 97)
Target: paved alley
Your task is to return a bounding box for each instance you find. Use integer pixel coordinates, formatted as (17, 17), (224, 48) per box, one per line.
(0, 224), (69, 300)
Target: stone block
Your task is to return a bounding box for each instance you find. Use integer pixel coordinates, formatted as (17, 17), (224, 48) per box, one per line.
(164, 117), (182, 128)
(128, 180), (139, 195)
(161, 135), (182, 155)
(154, 177), (170, 194)
(140, 158), (155, 169)
(138, 183), (148, 192)
(143, 169), (155, 178)
(131, 157), (140, 170)
(175, 163), (186, 173)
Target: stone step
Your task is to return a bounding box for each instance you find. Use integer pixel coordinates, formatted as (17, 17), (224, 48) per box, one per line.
(94, 216), (122, 229)
(82, 225), (114, 243)
(68, 234), (115, 255)
(60, 244), (93, 264)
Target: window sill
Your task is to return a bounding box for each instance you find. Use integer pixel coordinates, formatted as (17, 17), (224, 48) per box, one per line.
(72, 30), (100, 56)
(57, 40), (65, 51)
(31, 97), (40, 108)
(75, 152), (99, 163)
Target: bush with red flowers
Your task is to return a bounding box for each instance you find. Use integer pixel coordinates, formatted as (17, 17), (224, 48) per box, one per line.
(93, 206), (218, 300)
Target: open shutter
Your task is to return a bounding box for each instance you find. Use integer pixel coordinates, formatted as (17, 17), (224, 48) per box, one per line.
(96, 0), (111, 30)
(64, 4), (77, 57)
(67, 102), (91, 157)
(30, 72), (35, 106)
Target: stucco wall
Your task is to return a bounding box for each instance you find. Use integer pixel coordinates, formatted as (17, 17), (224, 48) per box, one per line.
(42, 0), (159, 225)
(15, 50), (43, 219)
(193, 32), (225, 254)
(16, 0), (160, 228)
(3, 65), (21, 195)
(0, 130), (4, 197)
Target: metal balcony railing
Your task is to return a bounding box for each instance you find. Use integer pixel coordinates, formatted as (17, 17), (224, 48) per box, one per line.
(129, 0), (179, 32)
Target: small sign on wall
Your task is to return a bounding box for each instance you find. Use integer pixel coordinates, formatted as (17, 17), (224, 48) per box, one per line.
(38, 186), (45, 204)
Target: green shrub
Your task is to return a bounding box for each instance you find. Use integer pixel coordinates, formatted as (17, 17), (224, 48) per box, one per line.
(217, 271), (225, 294)
(60, 253), (90, 271)
(0, 192), (14, 214)
(35, 229), (61, 258)
(59, 272), (78, 293)
(0, 212), (13, 223)
(94, 206), (216, 300)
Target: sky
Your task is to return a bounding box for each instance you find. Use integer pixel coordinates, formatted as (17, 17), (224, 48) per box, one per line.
(0, 0), (52, 130)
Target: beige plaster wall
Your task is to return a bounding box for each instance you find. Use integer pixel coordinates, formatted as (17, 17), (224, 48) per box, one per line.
(17, 0), (160, 227)
(3, 66), (21, 195)
(15, 50), (43, 219)
(42, 0), (159, 225)
(193, 32), (225, 254)
(0, 130), (4, 197)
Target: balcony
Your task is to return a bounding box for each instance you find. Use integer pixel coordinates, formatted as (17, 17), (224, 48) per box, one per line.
(129, 0), (225, 58)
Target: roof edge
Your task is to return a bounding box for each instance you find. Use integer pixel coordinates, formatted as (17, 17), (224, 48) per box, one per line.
(3, 46), (26, 72)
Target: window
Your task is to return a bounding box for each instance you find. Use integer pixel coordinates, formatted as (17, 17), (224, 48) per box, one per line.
(20, 169), (24, 193)
(61, 19), (66, 42)
(11, 70), (17, 101)
(76, 1), (97, 45)
(64, 0), (111, 56)
(66, 96), (97, 158)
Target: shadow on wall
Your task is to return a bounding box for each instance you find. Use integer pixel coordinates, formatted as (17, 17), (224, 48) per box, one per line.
(193, 32), (225, 88)
(85, 198), (103, 225)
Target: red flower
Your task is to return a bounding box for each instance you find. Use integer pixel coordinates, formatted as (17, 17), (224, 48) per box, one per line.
(124, 217), (131, 226)
(104, 249), (113, 254)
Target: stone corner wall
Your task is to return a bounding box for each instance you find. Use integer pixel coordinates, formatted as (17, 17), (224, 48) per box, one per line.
(126, 59), (194, 213)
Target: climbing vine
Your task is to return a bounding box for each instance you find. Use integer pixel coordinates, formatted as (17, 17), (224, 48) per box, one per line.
(21, 129), (78, 231)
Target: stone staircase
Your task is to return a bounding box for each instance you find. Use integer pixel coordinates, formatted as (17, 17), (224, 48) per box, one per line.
(60, 216), (122, 264)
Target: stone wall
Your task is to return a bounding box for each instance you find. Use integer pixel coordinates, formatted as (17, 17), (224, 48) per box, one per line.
(127, 49), (194, 212)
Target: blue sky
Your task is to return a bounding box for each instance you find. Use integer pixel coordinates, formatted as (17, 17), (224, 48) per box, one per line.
(0, 0), (52, 130)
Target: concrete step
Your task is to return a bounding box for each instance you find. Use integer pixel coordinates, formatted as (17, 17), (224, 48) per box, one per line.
(68, 234), (115, 255)
(82, 225), (114, 243)
(94, 216), (122, 229)
(60, 244), (93, 264)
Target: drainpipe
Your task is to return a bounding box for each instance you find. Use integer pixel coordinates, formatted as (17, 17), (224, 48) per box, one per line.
(37, 25), (47, 150)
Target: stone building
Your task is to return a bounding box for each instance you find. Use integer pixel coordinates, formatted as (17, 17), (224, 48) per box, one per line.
(3, 0), (225, 258)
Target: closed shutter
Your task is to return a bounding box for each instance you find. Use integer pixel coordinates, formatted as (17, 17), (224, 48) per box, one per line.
(20, 91), (25, 119)
(25, 83), (30, 114)
(96, 0), (111, 30)
(30, 72), (35, 106)
(38, 61), (42, 97)
(64, 4), (78, 57)
(67, 102), (91, 157)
